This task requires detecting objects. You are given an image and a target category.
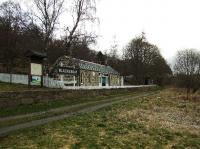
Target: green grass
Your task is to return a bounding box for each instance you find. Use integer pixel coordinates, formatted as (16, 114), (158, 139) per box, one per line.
(0, 87), (159, 117)
(0, 88), (200, 148)
(0, 93), (139, 128)
(0, 88), (159, 130)
(0, 90), (137, 118)
(0, 82), (46, 92)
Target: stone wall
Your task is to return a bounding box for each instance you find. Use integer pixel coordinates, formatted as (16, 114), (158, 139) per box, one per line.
(110, 74), (120, 86)
(79, 70), (121, 87)
(80, 70), (99, 86)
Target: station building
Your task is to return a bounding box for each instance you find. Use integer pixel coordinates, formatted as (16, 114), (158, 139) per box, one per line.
(50, 56), (123, 87)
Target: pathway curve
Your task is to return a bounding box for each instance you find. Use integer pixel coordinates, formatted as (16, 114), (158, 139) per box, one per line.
(0, 92), (158, 137)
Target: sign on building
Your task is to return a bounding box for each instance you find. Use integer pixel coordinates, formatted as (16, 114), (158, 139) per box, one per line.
(58, 67), (78, 75)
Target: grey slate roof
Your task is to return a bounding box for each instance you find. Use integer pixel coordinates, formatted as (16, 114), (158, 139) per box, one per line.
(73, 58), (119, 75)
(54, 56), (119, 75)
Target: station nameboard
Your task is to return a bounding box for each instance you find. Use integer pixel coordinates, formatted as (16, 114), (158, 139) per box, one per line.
(58, 67), (78, 75)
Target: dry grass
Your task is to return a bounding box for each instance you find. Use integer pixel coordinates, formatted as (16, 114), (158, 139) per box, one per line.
(0, 82), (47, 92)
(0, 88), (200, 149)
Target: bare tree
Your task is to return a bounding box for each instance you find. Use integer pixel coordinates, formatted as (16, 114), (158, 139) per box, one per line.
(33, 0), (64, 52)
(64, 0), (97, 56)
(175, 50), (200, 98)
(123, 32), (171, 85)
(174, 49), (200, 99)
(106, 36), (120, 69)
(109, 36), (119, 58)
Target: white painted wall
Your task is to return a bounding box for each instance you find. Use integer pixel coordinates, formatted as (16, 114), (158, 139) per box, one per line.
(0, 73), (154, 90)
(0, 73), (28, 85)
(0, 73), (64, 89)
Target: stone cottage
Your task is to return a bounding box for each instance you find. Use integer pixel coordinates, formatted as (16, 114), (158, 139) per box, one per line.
(50, 56), (123, 87)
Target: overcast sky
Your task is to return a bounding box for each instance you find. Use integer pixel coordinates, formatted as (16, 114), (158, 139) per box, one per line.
(1, 0), (200, 64)
(95, 0), (200, 63)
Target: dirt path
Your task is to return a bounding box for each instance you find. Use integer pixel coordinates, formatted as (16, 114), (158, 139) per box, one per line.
(0, 92), (157, 137)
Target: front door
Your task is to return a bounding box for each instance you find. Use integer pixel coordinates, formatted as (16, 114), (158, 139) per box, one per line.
(102, 77), (106, 86)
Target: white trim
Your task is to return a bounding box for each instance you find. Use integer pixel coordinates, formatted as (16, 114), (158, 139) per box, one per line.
(63, 85), (156, 90)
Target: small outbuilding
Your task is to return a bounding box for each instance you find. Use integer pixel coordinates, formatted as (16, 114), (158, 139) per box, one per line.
(50, 56), (123, 87)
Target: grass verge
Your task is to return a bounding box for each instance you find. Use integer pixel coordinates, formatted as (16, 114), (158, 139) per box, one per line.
(0, 90), (158, 128)
(0, 87), (159, 117)
(0, 88), (200, 148)
(0, 82), (47, 92)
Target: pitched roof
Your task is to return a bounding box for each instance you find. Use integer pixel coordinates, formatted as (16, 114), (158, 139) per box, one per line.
(26, 50), (47, 58)
(53, 56), (119, 75)
(73, 57), (119, 75)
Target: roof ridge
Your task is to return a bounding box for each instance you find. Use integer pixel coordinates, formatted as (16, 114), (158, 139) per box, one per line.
(61, 55), (119, 74)
(64, 56), (106, 67)
(78, 59), (106, 67)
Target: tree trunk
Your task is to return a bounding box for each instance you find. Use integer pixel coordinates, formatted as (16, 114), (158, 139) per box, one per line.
(186, 87), (190, 100)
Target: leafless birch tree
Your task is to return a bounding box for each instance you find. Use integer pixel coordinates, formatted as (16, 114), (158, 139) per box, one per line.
(33, 0), (64, 52)
(174, 49), (200, 99)
(64, 0), (97, 56)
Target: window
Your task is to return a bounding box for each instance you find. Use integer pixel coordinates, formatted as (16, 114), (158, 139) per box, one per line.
(80, 73), (83, 83)
(63, 75), (74, 82)
(88, 73), (91, 83)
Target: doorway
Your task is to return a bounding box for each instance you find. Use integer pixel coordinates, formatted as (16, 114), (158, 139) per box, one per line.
(102, 77), (106, 86)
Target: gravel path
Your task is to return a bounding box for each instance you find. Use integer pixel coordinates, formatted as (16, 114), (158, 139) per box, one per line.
(0, 92), (157, 137)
